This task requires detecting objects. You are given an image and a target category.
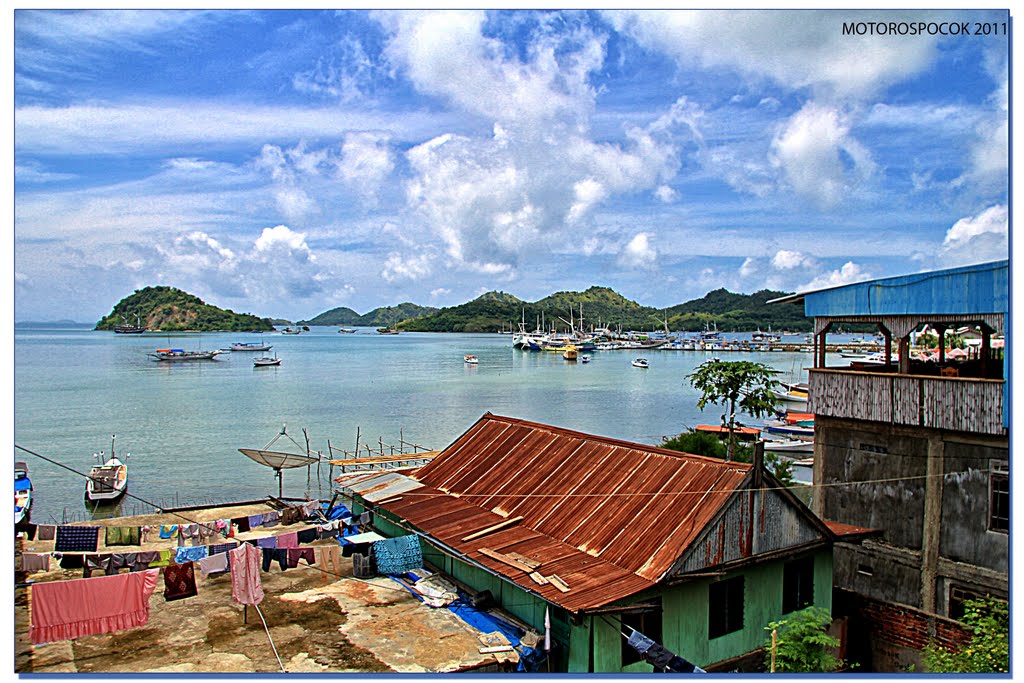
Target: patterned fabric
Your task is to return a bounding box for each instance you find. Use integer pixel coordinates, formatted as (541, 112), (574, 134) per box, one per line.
(37, 525), (57, 541)
(174, 546), (208, 564)
(230, 543), (264, 605)
(286, 548), (316, 568)
(207, 542), (238, 557)
(159, 525), (179, 540)
(104, 526), (140, 546)
(163, 562), (197, 601)
(372, 535), (423, 575)
(55, 526), (100, 553)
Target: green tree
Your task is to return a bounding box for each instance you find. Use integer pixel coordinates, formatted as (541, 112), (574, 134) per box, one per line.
(661, 431), (793, 485)
(764, 606), (844, 673)
(687, 360), (779, 461)
(923, 596), (1008, 673)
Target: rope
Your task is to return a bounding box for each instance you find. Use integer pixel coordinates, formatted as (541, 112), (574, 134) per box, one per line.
(252, 601), (286, 672)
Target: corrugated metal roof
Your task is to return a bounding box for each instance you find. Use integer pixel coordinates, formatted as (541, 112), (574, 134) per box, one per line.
(336, 414), (754, 612)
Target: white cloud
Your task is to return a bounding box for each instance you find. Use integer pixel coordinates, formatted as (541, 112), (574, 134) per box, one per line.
(254, 225), (311, 255)
(770, 103), (874, 208)
(937, 205), (1007, 267)
(337, 132), (395, 206)
(430, 287), (450, 298)
(273, 187), (318, 223)
(655, 185), (676, 203)
(771, 249), (812, 270)
(801, 261), (872, 291)
(381, 251), (434, 283)
(604, 9), (943, 99)
(618, 232), (657, 269)
(738, 257), (757, 278)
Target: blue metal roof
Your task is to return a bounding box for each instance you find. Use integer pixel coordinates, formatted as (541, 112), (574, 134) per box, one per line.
(798, 261), (1008, 318)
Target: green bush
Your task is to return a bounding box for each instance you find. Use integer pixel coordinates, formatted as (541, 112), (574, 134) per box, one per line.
(924, 596), (1008, 673)
(764, 606), (843, 673)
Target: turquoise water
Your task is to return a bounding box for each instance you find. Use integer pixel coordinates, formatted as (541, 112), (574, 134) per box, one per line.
(15, 326), (815, 523)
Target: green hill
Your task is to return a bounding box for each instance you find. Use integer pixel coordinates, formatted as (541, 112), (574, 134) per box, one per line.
(664, 288), (808, 332)
(300, 306), (361, 326)
(95, 286), (274, 332)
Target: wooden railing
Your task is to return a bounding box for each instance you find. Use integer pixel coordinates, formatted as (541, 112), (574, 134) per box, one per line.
(808, 369), (1007, 436)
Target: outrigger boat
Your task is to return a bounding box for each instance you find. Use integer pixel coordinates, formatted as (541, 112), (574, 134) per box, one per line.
(149, 348), (223, 361)
(85, 434), (128, 504)
(231, 341), (273, 352)
(15, 462), (32, 525)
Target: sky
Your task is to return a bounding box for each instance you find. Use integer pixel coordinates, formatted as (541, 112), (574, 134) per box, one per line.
(12, 7), (1010, 322)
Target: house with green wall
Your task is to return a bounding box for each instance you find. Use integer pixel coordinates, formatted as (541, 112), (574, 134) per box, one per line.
(335, 414), (868, 672)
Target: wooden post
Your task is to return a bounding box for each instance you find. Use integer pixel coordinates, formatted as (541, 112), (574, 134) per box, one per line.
(770, 628), (777, 672)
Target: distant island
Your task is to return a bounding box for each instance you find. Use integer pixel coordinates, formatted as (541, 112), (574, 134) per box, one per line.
(304, 286), (809, 333)
(94, 286), (274, 332)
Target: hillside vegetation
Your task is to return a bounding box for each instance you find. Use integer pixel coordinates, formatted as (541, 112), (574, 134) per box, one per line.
(301, 303), (438, 327)
(95, 286), (274, 332)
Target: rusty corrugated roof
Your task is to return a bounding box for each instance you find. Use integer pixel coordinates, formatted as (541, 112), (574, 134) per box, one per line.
(336, 414), (752, 612)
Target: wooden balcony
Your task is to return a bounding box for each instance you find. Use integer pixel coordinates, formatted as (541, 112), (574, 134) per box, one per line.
(808, 368), (1007, 436)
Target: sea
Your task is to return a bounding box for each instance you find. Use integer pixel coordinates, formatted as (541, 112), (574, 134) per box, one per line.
(14, 325), (829, 524)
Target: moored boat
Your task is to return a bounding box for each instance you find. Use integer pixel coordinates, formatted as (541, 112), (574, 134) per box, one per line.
(337, 328), (357, 334)
(563, 346), (578, 361)
(280, 327), (301, 335)
(580, 354), (591, 363)
(231, 341), (273, 352)
(254, 353), (281, 367)
(632, 358), (649, 368)
(377, 327), (401, 335)
(464, 354), (479, 365)
(85, 435), (128, 504)
(763, 437), (815, 454)
(149, 348), (223, 361)
(114, 314), (146, 334)
(765, 420), (814, 440)
(15, 462), (32, 525)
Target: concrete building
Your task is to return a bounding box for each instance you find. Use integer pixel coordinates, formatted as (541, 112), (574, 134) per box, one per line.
(771, 260), (1008, 670)
(334, 413), (868, 672)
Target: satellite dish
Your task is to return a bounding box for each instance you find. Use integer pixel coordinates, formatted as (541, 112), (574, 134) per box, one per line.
(239, 448), (319, 497)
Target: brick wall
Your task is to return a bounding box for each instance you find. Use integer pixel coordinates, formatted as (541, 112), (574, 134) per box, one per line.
(857, 597), (970, 670)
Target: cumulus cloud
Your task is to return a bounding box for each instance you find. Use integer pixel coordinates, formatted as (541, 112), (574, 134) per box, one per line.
(770, 103), (874, 208)
(618, 232), (657, 269)
(655, 185), (676, 203)
(771, 249), (812, 270)
(801, 261), (872, 291)
(603, 9), (943, 99)
(430, 287), (450, 298)
(381, 251), (434, 283)
(937, 205), (1007, 267)
(337, 132), (395, 206)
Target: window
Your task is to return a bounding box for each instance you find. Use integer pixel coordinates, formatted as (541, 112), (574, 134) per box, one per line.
(621, 600), (662, 666)
(783, 557), (815, 613)
(948, 585), (986, 621)
(990, 461), (1008, 533)
(708, 576), (744, 639)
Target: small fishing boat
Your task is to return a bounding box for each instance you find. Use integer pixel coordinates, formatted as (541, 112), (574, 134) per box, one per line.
(85, 435), (128, 504)
(149, 348), (223, 361)
(377, 327), (401, 335)
(254, 353), (282, 367)
(632, 358), (649, 368)
(765, 420), (814, 440)
(337, 328), (357, 334)
(280, 327), (301, 335)
(464, 355), (479, 365)
(15, 462), (32, 525)
(772, 381), (809, 405)
(763, 437), (815, 454)
(580, 354), (591, 363)
(113, 314), (146, 334)
(231, 341), (273, 352)
(563, 346), (578, 361)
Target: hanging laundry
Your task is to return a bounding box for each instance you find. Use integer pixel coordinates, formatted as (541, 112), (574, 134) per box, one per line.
(301, 500), (320, 517)
(21, 553), (51, 573)
(19, 523), (37, 540)
(163, 562), (198, 601)
(261, 548), (289, 572)
(197, 553), (229, 577)
(30, 569), (160, 644)
(174, 546), (208, 565)
(178, 523), (201, 547)
(233, 516), (251, 533)
(159, 524), (179, 540)
(36, 525), (57, 541)
(140, 526), (152, 544)
(109, 553), (142, 573)
(318, 545), (342, 582)
(57, 554), (84, 570)
(104, 526), (140, 547)
(230, 543), (264, 606)
(276, 532), (299, 549)
(262, 511), (280, 528)
(197, 523), (218, 543)
(296, 528), (318, 544)
(286, 548), (315, 568)
(136, 551), (161, 569)
(55, 526), (100, 553)
(256, 536), (278, 550)
(247, 513), (264, 529)
(147, 549), (173, 568)
(372, 535), (423, 575)
(82, 554), (112, 578)
(625, 627), (706, 673)
(358, 511), (373, 525)
(207, 541), (238, 557)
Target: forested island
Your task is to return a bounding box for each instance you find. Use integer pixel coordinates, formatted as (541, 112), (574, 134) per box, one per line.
(95, 286), (274, 332)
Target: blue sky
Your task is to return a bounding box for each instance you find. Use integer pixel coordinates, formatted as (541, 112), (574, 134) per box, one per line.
(13, 8), (1009, 322)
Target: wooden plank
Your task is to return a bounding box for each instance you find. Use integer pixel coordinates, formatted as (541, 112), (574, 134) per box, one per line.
(460, 516), (525, 542)
(506, 551), (541, 570)
(478, 547), (534, 573)
(479, 646), (516, 654)
(547, 574), (570, 593)
(528, 572), (549, 586)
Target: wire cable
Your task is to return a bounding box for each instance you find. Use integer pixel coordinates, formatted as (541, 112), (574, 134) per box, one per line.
(252, 602), (286, 672)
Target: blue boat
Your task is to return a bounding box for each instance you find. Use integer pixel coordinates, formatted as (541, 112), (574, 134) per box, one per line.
(15, 462), (32, 525)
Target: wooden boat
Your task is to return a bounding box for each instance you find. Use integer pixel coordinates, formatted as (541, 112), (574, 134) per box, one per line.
(772, 381), (809, 405)
(337, 328), (357, 334)
(15, 462), (32, 525)
(763, 437), (814, 454)
(114, 314), (146, 334)
(149, 348), (223, 361)
(254, 353), (281, 367)
(280, 327), (301, 335)
(563, 346), (578, 361)
(377, 328), (401, 335)
(231, 341), (273, 351)
(765, 420), (814, 440)
(632, 358), (649, 368)
(85, 435), (128, 504)
(695, 424), (761, 441)
(464, 355), (479, 365)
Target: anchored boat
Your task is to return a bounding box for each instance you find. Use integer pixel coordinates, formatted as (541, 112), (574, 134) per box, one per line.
(149, 348), (224, 361)
(15, 462), (32, 525)
(85, 434), (128, 504)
